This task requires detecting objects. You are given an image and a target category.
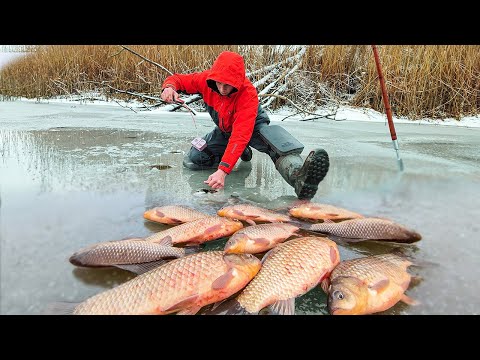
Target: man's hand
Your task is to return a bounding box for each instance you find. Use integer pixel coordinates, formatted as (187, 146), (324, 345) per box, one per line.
(204, 169), (227, 189)
(161, 87), (183, 103)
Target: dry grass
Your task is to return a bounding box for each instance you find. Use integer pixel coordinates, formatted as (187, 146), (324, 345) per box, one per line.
(303, 45), (480, 119)
(1, 45), (478, 120)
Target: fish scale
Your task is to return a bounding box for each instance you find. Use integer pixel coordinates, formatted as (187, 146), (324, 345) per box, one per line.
(69, 240), (188, 267)
(327, 253), (415, 315)
(334, 254), (412, 285)
(144, 216), (243, 245)
(236, 236), (340, 314)
(73, 251), (261, 315)
(217, 204), (291, 223)
(224, 223), (300, 254)
(143, 205), (210, 224)
(289, 203), (364, 221)
(308, 218), (422, 242)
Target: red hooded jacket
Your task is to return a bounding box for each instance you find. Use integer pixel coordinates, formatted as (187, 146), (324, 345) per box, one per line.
(161, 51), (260, 175)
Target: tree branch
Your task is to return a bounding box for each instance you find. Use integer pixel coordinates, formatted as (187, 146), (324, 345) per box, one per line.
(120, 45), (174, 76)
(258, 93), (340, 121)
(104, 83), (164, 102)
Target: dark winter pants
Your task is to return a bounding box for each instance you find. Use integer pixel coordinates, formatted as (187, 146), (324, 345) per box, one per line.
(187, 123), (277, 167)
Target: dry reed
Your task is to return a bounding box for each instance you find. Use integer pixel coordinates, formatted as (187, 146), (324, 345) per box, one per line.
(1, 45), (478, 120)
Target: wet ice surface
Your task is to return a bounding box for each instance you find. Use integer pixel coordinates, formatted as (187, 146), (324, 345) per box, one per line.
(1, 100), (479, 315)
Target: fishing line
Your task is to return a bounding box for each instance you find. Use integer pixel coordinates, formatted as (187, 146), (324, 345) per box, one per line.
(174, 99), (207, 151)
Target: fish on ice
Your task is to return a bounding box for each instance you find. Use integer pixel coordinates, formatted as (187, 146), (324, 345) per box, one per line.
(49, 251), (262, 315)
(204, 236), (340, 315)
(324, 253), (418, 315)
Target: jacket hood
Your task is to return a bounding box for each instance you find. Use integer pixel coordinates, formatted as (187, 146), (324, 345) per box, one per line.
(206, 51), (246, 94)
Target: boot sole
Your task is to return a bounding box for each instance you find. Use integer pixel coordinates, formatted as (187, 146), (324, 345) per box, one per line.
(297, 149), (329, 200)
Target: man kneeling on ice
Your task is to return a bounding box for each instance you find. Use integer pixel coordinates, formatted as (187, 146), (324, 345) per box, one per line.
(160, 50), (329, 200)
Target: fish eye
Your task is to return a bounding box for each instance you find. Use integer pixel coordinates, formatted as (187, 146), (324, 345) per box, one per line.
(333, 290), (344, 300)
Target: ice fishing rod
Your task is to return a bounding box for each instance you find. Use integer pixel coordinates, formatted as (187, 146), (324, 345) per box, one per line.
(173, 99), (207, 151)
(371, 45), (404, 171)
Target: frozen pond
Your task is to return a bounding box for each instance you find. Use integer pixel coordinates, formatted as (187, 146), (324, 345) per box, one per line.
(1, 100), (479, 315)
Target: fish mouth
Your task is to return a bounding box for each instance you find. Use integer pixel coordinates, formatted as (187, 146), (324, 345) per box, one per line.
(329, 307), (343, 315)
(409, 231), (422, 242)
(69, 253), (89, 267)
(224, 243), (240, 254)
(143, 210), (161, 222)
(329, 306), (352, 315)
(246, 261), (262, 278)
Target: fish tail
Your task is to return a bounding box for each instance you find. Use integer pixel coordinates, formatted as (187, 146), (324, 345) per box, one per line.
(114, 259), (168, 274)
(401, 293), (420, 306)
(266, 298), (296, 315)
(43, 301), (80, 315)
(184, 246), (202, 256)
(203, 299), (251, 315)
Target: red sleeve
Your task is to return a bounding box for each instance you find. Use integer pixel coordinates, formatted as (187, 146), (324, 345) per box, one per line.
(162, 72), (206, 94)
(218, 94), (258, 174)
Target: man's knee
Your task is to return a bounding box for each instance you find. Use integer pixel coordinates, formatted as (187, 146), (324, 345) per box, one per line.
(183, 147), (217, 170)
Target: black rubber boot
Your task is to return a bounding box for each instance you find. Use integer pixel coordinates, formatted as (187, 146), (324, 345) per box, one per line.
(240, 146), (252, 162)
(275, 148), (329, 200)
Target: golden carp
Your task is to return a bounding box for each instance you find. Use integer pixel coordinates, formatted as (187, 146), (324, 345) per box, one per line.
(217, 204), (291, 225)
(68, 251), (261, 315)
(144, 216), (243, 246)
(325, 253), (417, 315)
(307, 218), (422, 243)
(143, 205), (210, 225)
(205, 236), (340, 315)
(69, 239), (196, 268)
(289, 202), (364, 222)
(224, 223), (300, 254)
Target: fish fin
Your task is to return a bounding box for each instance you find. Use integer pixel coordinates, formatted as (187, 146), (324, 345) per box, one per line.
(327, 235), (365, 244)
(211, 268), (235, 290)
(208, 297), (229, 312)
(246, 219), (257, 226)
(320, 278), (330, 294)
(401, 294), (420, 306)
(168, 218), (183, 225)
(374, 216), (393, 221)
(43, 301), (80, 315)
(337, 237), (367, 243)
(113, 260), (168, 275)
(204, 224), (222, 235)
(202, 299), (250, 315)
(409, 275), (423, 287)
(266, 298), (296, 315)
(116, 237), (144, 242)
(253, 237), (270, 246)
(326, 213), (340, 218)
(163, 295), (199, 313)
(184, 246), (201, 256)
(176, 306), (202, 315)
(369, 278), (390, 293)
(261, 246), (280, 264)
(178, 234), (205, 246)
(154, 235), (173, 246)
(286, 219), (313, 229)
